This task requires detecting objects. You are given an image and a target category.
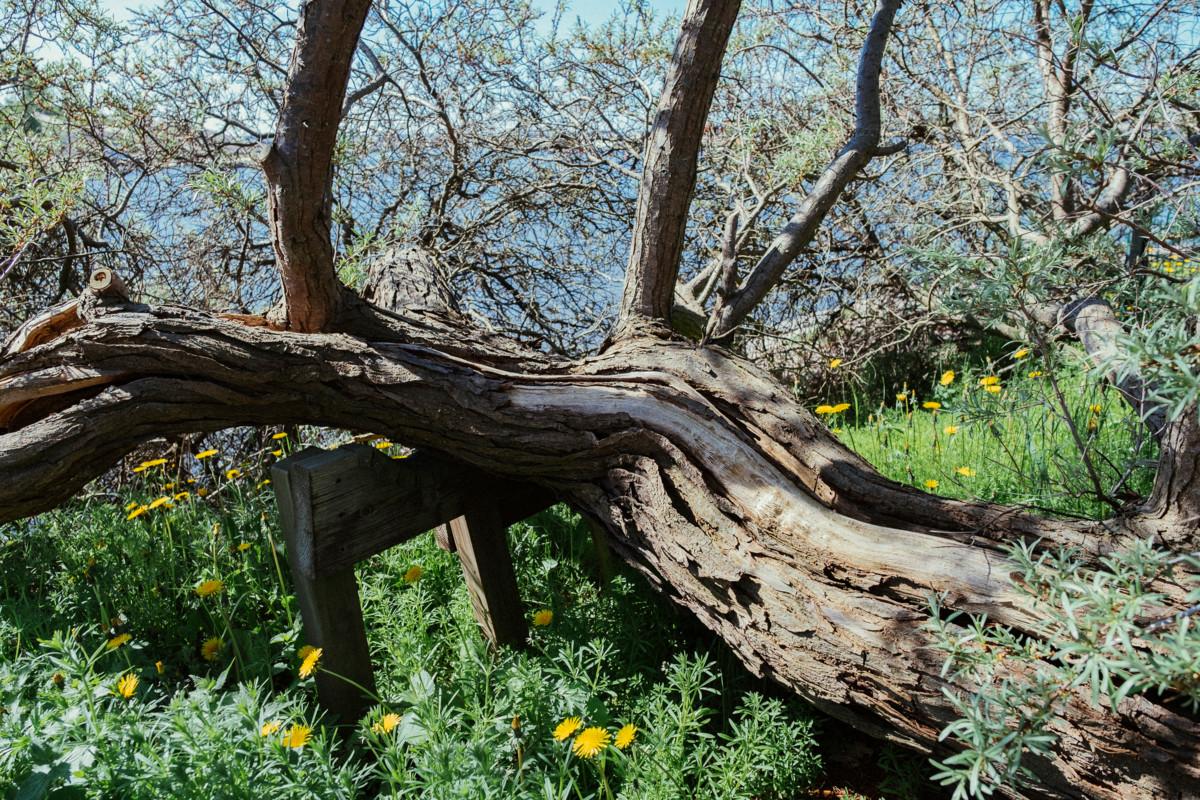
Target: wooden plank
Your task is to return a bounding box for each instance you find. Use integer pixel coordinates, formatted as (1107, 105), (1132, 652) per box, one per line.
(450, 507), (529, 649)
(272, 457), (377, 724)
(274, 444), (554, 577)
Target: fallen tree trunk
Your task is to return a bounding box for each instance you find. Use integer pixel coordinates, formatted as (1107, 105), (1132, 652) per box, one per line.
(1, 294), (1196, 799)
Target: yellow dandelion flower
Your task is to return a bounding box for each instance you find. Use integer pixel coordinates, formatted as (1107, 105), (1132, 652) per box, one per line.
(258, 479), (271, 487)
(984, 384), (1002, 394)
(943, 425), (959, 435)
(115, 672), (138, 699)
(1013, 348), (1030, 359)
(195, 449), (218, 459)
(201, 636), (223, 661)
(195, 579), (224, 598)
(372, 713), (402, 734)
(1028, 370), (1043, 378)
(297, 644), (316, 661)
(814, 404), (835, 415)
(124, 500), (138, 511)
(107, 633), (132, 650)
(895, 393), (908, 402)
(374, 440), (393, 450)
(282, 724), (311, 749)
(922, 401), (941, 410)
(830, 427), (843, 434)
(173, 491), (190, 501)
(261, 720), (282, 736)
(1087, 418), (1098, 431)
(829, 358), (843, 368)
(939, 370), (955, 386)
(404, 565), (423, 584)
(197, 487), (209, 497)
(554, 717), (582, 742)
(149, 496), (173, 510)
(955, 466), (976, 477)
(237, 542), (251, 552)
(299, 646), (323, 678)
(532, 609), (553, 627)
(133, 458), (168, 473)
(614, 723), (637, 750)
(924, 479), (939, 490)
(572, 727), (610, 758)
(225, 468), (241, 480)
(271, 432), (288, 440)
(830, 402), (850, 413)
(1088, 403), (1103, 414)
(979, 375), (1000, 386)
(126, 505), (149, 520)
(271, 449), (284, 457)
(155, 660), (164, 675)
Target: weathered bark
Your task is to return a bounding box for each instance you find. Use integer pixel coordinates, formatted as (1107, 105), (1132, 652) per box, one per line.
(1, 292), (1197, 800)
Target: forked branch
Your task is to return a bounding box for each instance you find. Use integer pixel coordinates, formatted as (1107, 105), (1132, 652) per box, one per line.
(705, 0), (901, 342)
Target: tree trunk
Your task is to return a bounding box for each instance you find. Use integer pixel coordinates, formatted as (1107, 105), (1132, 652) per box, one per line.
(1, 292), (1196, 800)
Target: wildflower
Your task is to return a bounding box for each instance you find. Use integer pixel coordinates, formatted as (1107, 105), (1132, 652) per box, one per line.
(115, 673), (138, 700)
(404, 565), (423, 584)
(939, 370), (955, 386)
(572, 727), (610, 758)
(374, 440), (393, 450)
(237, 542), (251, 552)
(924, 479), (939, 490)
(225, 468), (241, 480)
(554, 717), (582, 742)
(372, 713), (402, 734)
(955, 466), (976, 477)
(271, 432), (288, 440)
(922, 401), (941, 410)
(197, 488), (209, 497)
(614, 723), (637, 750)
(299, 646), (323, 678)
(814, 405), (835, 415)
(147, 496), (172, 510)
(1028, 370), (1043, 378)
(298, 644), (316, 661)
(979, 376), (1000, 386)
(831, 427), (843, 434)
(127, 505), (149, 520)
(195, 449), (218, 460)
(195, 579), (224, 598)
(155, 660), (164, 675)
(259, 479), (271, 488)
(201, 637), (223, 661)
(943, 425), (959, 435)
(282, 724), (311, 748)
(1013, 348), (1030, 359)
(133, 458), (168, 473)
(830, 402), (850, 413)
(512, 715), (521, 731)
(173, 491), (189, 501)
(829, 358), (843, 368)
(895, 393), (908, 402)
(125, 500), (138, 511)
(272, 449), (284, 457)
(984, 384), (1002, 394)
(1089, 403), (1103, 414)
(1087, 418), (1098, 431)
(532, 609), (553, 627)
(107, 633), (132, 650)
(51, 672), (65, 687)
(261, 720), (282, 736)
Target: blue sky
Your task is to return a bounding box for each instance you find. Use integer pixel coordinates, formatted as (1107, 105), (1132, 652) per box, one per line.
(98, 0), (685, 26)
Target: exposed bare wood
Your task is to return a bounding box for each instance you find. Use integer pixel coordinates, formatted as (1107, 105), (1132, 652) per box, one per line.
(0, 303), (1195, 798)
(614, 0), (742, 339)
(450, 507), (529, 648)
(261, 0), (372, 332)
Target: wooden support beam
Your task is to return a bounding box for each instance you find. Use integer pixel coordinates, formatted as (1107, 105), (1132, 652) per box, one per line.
(272, 455), (376, 724)
(450, 507), (529, 649)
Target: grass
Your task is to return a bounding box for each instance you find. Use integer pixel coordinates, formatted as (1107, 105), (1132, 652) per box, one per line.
(0, 351), (1157, 799)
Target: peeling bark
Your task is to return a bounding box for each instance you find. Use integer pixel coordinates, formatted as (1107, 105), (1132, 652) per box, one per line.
(0, 297), (1196, 799)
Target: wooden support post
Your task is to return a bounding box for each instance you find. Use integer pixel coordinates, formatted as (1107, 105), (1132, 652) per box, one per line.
(273, 450), (376, 724)
(450, 507), (529, 649)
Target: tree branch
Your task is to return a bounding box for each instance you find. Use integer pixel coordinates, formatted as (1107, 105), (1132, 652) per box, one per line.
(706, 0), (901, 342)
(261, 0), (372, 332)
(614, 0), (742, 340)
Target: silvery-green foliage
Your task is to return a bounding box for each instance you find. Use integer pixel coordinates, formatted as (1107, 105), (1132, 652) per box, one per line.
(928, 539), (1200, 799)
